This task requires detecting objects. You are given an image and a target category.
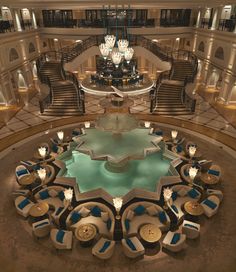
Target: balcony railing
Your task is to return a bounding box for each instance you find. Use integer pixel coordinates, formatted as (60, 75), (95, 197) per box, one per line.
(218, 19), (236, 32)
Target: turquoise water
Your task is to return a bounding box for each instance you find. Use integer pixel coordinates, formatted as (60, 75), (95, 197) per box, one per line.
(77, 128), (160, 162)
(64, 151), (171, 197)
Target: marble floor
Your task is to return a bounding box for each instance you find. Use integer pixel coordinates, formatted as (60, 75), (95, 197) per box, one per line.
(0, 87), (236, 140)
(0, 125), (236, 272)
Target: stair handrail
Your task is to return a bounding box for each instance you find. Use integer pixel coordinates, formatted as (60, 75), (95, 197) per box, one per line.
(38, 76), (53, 114)
(64, 71), (85, 114)
(37, 35), (198, 115)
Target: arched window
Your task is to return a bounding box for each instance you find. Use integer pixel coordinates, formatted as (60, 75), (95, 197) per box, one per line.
(9, 48), (19, 62)
(29, 42), (36, 53)
(43, 41), (47, 48)
(198, 41), (205, 52)
(215, 47), (224, 60)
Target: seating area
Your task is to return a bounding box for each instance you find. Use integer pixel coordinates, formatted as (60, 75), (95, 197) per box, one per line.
(12, 122), (224, 262)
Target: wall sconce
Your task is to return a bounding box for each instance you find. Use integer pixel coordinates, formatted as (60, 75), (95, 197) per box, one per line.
(64, 188), (73, 210)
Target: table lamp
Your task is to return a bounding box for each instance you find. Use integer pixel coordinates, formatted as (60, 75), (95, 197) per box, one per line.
(189, 166), (198, 186)
(57, 130), (64, 142)
(171, 130), (178, 142)
(84, 121), (91, 129)
(38, 146), (47, 164)
(64, 188), (73, 210)
(163, 187), (173, 209)
(37, 168), (47, 186)
(144, 121), (151, 128)
(113, 197), (123, 220)
(189, 145), (197, 161)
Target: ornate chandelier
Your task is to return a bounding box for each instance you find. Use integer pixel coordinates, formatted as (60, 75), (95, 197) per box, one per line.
(99, 35), (134, 68)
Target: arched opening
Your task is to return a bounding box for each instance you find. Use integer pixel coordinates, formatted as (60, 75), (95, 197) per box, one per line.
(198, 41), (205, 52)
(215, 47), (224, 60)
(9, 48), (19, 62)
(29, 42), (36, 53)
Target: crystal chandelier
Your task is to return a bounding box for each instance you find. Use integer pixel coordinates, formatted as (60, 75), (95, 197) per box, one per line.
(104, 35), (116, 51)
(99, 43), (110, 59)
(111, 51), (122, 68)
(124, 47), (134, 63)
(118, 39), (129, 55)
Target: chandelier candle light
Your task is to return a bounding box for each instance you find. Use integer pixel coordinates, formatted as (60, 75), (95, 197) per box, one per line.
(189, 166), (198, 186)
(113, 197), (123, 220)
(104, 35), (116, 51)
(118, 39), (129, 55)
(124, 47), (134, 63)
(111, 51), (122, 68)
(163, 187), (173, 209)
(64, 188), (73, 210)
(99, 43), (110, 59)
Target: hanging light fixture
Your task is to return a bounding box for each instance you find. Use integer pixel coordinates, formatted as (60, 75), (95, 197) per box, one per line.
(104, 35), (116, 51)
(99, 43), (110, 60)
(124, 47), (134, 63)
(111, 51), (122, 68)
(118, 39), (129, 55)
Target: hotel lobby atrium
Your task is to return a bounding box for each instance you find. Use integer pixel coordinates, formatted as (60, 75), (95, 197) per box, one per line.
(0, 1), (236, 272)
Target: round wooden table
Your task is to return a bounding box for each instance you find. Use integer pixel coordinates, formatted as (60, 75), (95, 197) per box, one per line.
(201, 172), (219, 185)
(19, 174), (36, 186)
(29, 202), (49, 217)
(184, 201), (204, 216)
(139, 223), (162, 245)
(75, 224), (97, 246)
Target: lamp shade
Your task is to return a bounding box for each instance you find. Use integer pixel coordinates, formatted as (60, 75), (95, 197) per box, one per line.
(84, 121), (90, 128)
(171, 130), (178, 140)
(38, 147), (47, 158)
(57, 131), (64, 141)
(113, 197), (123, 213)
(144, 121), (151, 128)
(163, 187), (173, 202)
(118, 39), (129, 54)
(189, 145), (197, 157)
(105, 35), (116, 51)
(189, 166), (198, 180)
(124, 47), (134, 63)
(111, 51), (122, 68)
(99, 43), (110, 59)
(64, 188), (73, 202)
(37, 168), (46, 181)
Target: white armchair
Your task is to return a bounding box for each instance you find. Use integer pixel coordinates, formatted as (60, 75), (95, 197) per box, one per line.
(121, 236), (145, 259)
(15, 196), (34, 218)
(182, 220), (200, 239)
(206, 189), (223, 202)
(201, 195), (220, 218)
(15, 165), (30, 182)
(162, 231), (186, 252)
(50, 229), (73, 250)
(92, 237), (115, 260)
(32, 219), (51, 238)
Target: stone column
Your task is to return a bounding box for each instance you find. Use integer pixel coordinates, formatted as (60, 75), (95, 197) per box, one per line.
(14, 9), (22, 31)
(195, 10), (201, 28)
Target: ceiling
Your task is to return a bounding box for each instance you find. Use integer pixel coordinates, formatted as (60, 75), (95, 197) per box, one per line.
(2, 0), (235, 9)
